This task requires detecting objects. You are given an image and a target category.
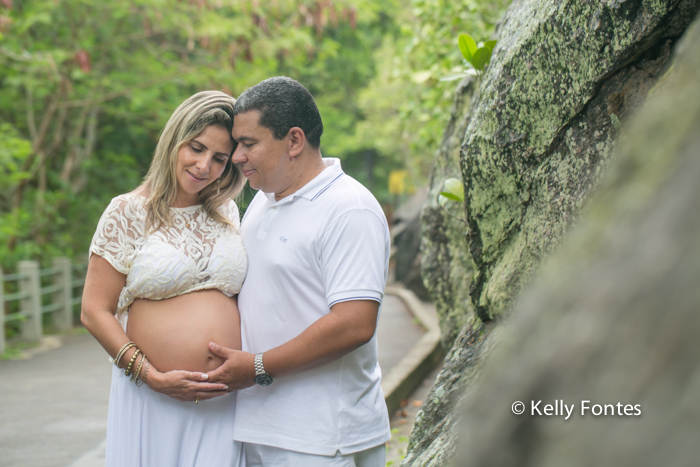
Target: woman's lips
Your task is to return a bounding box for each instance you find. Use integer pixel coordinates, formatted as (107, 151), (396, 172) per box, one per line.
(186, 170), (206, 182)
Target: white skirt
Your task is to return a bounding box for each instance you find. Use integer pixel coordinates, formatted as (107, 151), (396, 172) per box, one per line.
(105, 365), (244, 467)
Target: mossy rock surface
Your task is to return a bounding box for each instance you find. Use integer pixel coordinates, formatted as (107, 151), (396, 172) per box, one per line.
(463, 0), (697, 321)
(409, 0), (700, 465)
(457, 14), (700, 465)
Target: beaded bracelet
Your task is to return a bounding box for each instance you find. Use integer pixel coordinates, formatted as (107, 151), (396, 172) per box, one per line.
(136, 359), (150, 388)
(114, 342), (135, 368)
(131, 353), (146, 383)
(125, 349), (141, 376)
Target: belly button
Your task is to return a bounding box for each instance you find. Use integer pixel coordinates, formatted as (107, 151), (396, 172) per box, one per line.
(207, 356), (213, 361)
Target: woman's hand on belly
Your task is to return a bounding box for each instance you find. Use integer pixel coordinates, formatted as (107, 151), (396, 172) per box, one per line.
(145, 366), (229, 402)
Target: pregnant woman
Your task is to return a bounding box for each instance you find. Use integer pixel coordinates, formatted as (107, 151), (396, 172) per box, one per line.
(81, 91), (247, 466)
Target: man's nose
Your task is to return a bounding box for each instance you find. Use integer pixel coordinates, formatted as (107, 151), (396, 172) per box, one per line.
(232, 144), (246, 164)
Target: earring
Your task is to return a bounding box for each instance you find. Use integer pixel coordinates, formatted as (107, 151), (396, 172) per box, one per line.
(217, 179), (221, 195)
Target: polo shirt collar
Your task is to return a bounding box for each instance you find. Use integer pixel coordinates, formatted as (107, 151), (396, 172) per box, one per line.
(263, 158), (344, 203)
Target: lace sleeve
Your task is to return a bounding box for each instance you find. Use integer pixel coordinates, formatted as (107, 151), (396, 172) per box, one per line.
(89, 195), (143, 275)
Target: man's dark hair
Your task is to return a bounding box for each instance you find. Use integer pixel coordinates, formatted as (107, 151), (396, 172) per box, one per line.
(234, 76), (323, 149)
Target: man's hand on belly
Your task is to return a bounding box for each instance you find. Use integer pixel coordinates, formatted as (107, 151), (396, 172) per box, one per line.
(206, 343), (256, 390)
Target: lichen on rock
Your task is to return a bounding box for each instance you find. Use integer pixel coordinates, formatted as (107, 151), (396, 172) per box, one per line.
(463, 0), (688, 321)
(457, 15), (700, 464)
(408, 0), (700, 465)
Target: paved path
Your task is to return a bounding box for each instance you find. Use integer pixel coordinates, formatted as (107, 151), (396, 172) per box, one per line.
(0, 292), (425, 467)
(0, 332), (111, 467)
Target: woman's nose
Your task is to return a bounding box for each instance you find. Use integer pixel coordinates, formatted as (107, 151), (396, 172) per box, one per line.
(196, 154), (212, 172)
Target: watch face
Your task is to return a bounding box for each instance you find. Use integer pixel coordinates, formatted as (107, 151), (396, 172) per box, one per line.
(254, 374), (273, 386)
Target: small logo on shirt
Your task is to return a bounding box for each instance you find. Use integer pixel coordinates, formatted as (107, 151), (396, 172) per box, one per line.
(279, 236), (288, 243)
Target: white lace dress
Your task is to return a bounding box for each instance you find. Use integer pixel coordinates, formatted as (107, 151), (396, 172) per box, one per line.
(89, 192), (248, 467)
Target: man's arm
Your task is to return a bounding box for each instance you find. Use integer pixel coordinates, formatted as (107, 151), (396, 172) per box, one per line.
(207, 299), (379, 389)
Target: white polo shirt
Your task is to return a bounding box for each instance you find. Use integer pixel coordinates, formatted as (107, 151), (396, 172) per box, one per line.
(234, 158), (391, 455)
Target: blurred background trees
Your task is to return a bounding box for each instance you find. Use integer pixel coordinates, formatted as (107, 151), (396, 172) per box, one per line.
(0, 0), (507, 270)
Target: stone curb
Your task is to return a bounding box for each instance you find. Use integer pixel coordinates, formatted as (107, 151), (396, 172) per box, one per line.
(382, 285), (444, 415)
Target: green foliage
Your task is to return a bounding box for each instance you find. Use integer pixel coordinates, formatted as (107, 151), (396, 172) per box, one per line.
(0, 0), (396, 271)
(458, 34), (478, 63)
(438, 177), (468, 227)
(0, 0), (511, 275)
(0, 124), (32, 206)
(443, 34), (496, 81)
(356, 0), (510, 191)
(439, 177), (465, 203)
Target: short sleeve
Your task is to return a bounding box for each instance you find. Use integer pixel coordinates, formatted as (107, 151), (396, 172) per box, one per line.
(89, 196), (140, 275)
(226, 199), (241, 230)
(320, 208), (390, 308)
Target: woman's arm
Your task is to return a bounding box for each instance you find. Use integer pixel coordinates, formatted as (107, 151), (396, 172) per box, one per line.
(81, 254), (228, 401)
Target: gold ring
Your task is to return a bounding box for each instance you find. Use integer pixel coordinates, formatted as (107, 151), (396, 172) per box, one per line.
(195, 397), (199, 404)
(190, 372), (194, 381)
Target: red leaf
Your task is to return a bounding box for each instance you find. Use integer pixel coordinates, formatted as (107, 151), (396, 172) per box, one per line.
(328, 5), (338, 27)
(0, 15), (11, 32)
(349, 8), (356, 29)
(75, 50), (91, 73)
(1, 0), (13, 10)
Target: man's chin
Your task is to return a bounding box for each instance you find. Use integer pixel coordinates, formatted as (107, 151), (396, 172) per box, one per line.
(246, 180), (262, 191)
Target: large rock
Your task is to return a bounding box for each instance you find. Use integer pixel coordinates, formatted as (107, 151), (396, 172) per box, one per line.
(407, 0), (700, 465)
(420, 78), (477, 348)
(464, 0), (697, 321)
(457, 15), (700, 465)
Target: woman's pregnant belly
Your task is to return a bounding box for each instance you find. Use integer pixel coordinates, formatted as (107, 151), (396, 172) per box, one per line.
(127, 290), (241, 373)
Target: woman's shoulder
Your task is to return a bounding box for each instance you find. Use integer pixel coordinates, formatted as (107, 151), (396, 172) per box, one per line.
(217, 198), (241, 225)
(225, 197), (240, 214)
(106, 189), (146, 208)
(99, 190), (147, 225)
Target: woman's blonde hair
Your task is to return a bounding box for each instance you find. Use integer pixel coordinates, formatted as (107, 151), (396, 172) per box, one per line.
(141, 91), (245, 233)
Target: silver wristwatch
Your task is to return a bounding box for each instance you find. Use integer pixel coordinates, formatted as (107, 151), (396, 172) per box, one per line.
(254, 352), (273, 386)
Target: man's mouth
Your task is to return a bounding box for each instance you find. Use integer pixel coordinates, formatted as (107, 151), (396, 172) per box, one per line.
(242, 169), (255, 178)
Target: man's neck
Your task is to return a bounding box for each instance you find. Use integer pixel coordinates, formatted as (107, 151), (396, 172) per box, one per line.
(274, 153), (326, 201)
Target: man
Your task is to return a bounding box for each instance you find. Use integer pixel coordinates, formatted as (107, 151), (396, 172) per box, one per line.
(207, 76), (391, 466)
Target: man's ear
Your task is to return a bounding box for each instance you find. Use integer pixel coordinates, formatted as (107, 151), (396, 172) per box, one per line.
(287, 127), (306, 158)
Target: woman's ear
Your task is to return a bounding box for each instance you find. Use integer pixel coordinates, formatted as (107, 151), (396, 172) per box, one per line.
(287, 127), (306, 158)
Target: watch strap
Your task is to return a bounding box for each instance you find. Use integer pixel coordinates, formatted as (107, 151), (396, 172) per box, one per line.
(254, 352), (273, 386)
(254, 352), (266, 376)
